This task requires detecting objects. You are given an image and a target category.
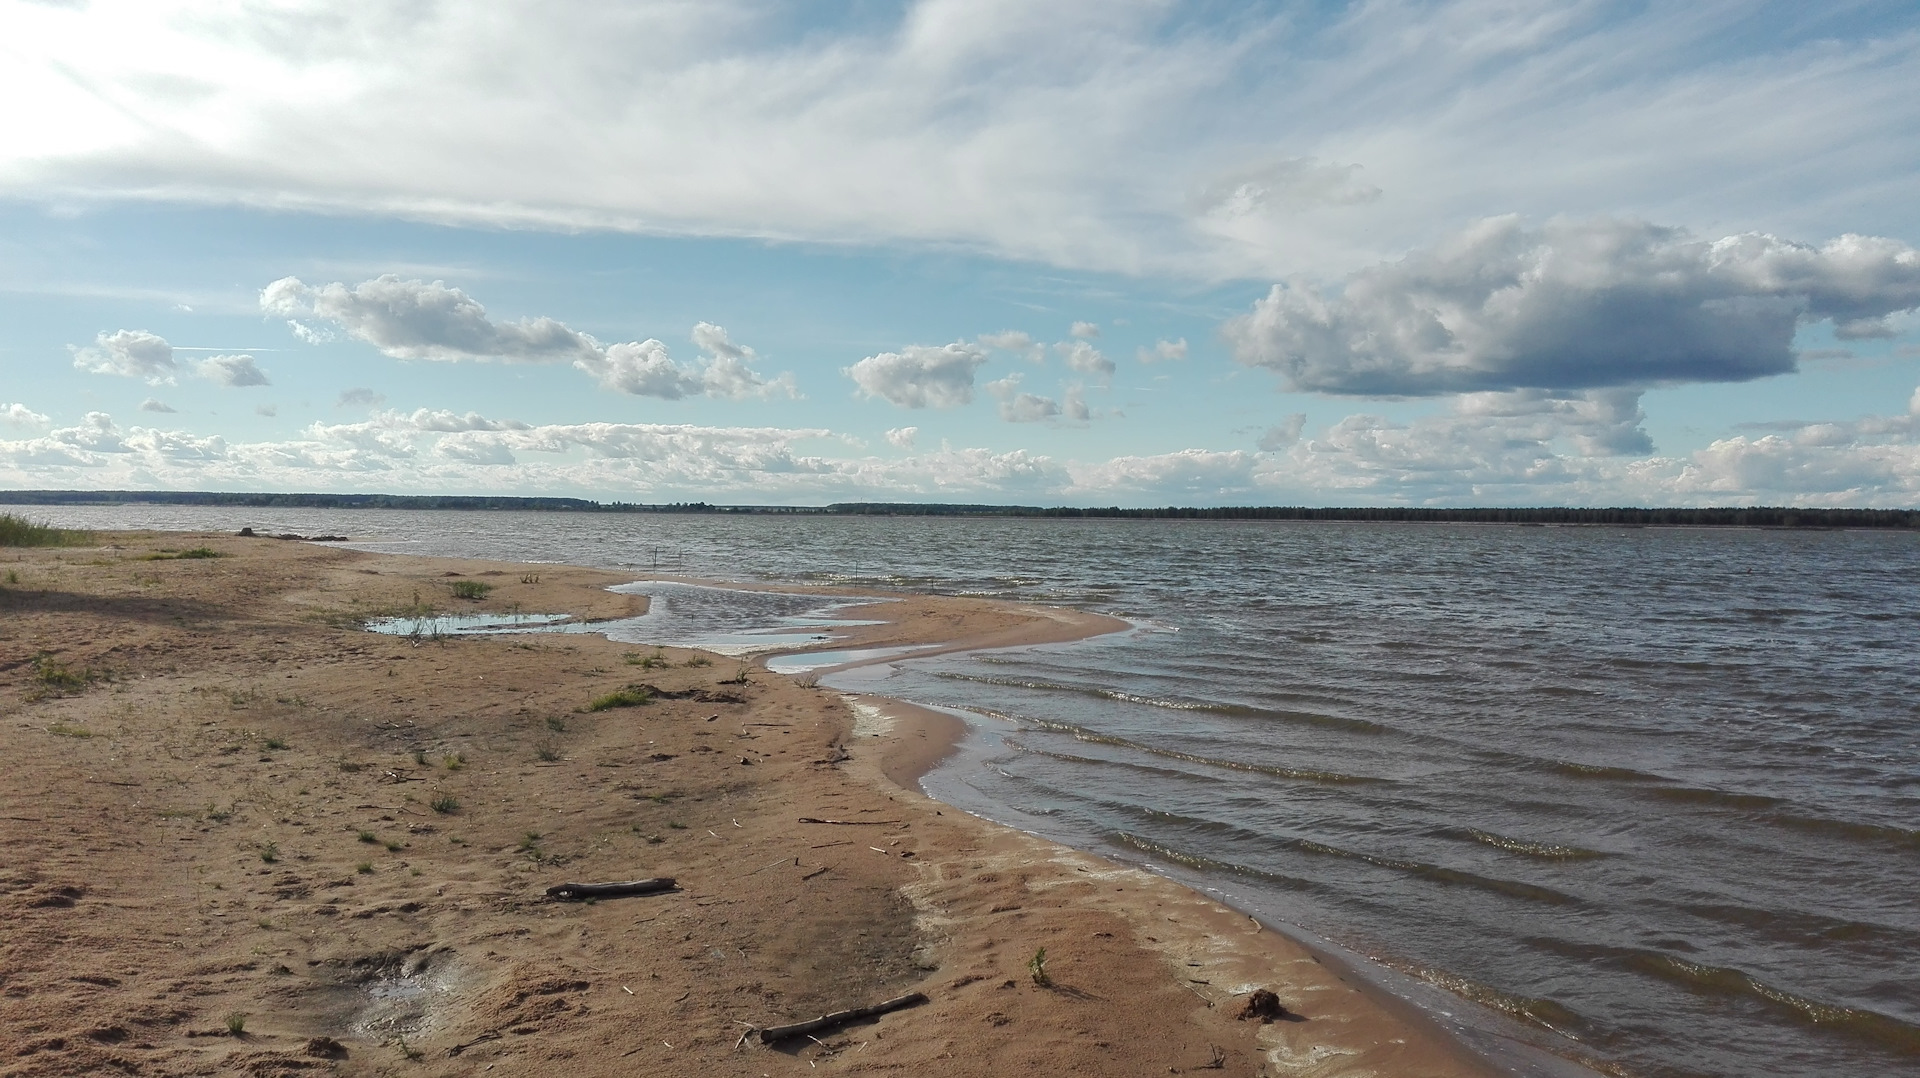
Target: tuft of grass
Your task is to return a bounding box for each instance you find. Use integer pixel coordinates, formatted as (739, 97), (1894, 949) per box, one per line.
(719, 666), (750, 685)
(5, 569), (18, 584)
(586, 686), (653, 712)
(141, 546), (226, 561)
(384, 839), (403, 852)
(32, 655), (98, 693)
(683, 655), (712, 668)
(1027, 946), (1051, 986)
(449, 579), (493, 600)
(533, 740), (561, 762)
(430, 795), (459, 814)
(259, 842), (279, 863)
(0, 513), (88, 547)
(223, 1012), (248, 1035)
(412, 750), (429, 766)
(357, 830), (377, 844)
(338, 760), (365, 773)
(545, 716), (566, 732)
(519, 573), (541, 584)
(48, 723), (95, 738)
(356, 861), (374, 874)
(395, 1036), (423, 1061)
(263, 737), (289, 751)
(442, 752), (466, 770)
(625, 649), (669, 669)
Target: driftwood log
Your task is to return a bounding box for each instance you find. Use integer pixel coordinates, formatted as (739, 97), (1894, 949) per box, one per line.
(545, 878), (677, 901)
(797, 817), (901, 826)
(757, 992), (929, 1044)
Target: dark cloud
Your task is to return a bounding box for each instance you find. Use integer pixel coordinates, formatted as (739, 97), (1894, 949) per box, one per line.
(1225, 218), (1920, 397)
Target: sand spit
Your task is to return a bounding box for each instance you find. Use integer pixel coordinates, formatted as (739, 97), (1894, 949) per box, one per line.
(1, 533), (1501, 1077)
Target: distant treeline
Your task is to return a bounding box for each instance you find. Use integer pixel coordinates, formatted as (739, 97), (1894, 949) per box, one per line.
(3, 490), (1914, 529)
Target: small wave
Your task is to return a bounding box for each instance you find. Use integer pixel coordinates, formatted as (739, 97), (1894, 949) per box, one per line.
(1442, 827), (1612, 861)
(1293, 839), (1585, 907)
(1106, 832), (1324, 892)
(1532, 940), (1920, 1055)
(1646, 786), (1786, 811)
(1381, 960), (1592, 1040)
(1545, 760), (1673, 783)
(1760, 812), (1920, 850)
(1680, 902), (1920, 952)
(929, 671), (1386, 733)
(1021, 718), (1387, 785)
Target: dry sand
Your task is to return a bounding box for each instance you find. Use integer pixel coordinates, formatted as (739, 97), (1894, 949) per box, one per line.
(2, 533), (1504, 1077)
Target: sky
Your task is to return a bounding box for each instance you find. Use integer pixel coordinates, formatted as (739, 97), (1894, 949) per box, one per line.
(2, 0), (1918, 507)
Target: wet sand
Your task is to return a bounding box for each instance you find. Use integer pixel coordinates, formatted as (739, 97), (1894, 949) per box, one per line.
(1, 533), (1504, 1076)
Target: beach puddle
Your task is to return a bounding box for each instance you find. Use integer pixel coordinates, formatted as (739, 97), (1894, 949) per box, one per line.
(363, 611), (592, 637)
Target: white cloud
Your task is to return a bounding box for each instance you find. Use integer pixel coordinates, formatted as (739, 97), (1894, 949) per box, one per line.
(978, 331), (1044, 364)
(262, 275), (600, 363)
(254, 404), (277, 417)
(266, 276), (791, 400)
(1137, 338), (1188, 364)
(139, 398), (176, 414)
(337, 387), (384, 408)
(8, 4), (1912, 278)
(194, 353), (270, 387)
(5, 391), (1918, 507)
(575, 339), (705, 399)
(2, 403), (52, 431)
(1070, 321), (1100, 339)
(1054, 339), (1114, 382)
(1226, 219), (1920, 397)
(987, 375), (1060, 423)
(845, 342), (989, 409)
(70, 329), (175, 383)
(885, 426), (918, 450)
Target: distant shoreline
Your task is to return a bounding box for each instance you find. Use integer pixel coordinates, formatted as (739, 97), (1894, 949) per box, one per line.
(4, 489), (1915, 529)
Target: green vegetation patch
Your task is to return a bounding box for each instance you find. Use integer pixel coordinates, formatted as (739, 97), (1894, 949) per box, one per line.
(585, 685), (654, 712)
(141, 546), (226, 560)
(0, 513), (89, 547)
(449, 579), (493, 600)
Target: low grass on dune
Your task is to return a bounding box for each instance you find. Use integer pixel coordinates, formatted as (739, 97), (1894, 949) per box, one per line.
(0, 513), (90, 548)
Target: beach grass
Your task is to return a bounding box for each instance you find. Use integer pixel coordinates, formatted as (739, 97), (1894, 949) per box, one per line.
(0, 513), (88, 547)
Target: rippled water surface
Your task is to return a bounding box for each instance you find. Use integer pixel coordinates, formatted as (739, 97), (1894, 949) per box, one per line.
(36, 506), (1920, 1077)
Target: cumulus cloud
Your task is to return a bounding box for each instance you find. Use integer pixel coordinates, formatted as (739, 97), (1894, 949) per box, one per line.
(1137, 338), (1188, 364)
(2, 403), (52, 431)
(1225, 219), (1920, 397)
(267, 276), (792, 400)
(1054, 339), (1114, 382)
(845, 342), (989, 409)
(978, 331), (1044, 364)
(263, 275), (600, 363)
(139, 398), (177, 414)
(986, 375), (1060, 423)
(70, 329), (175, 383)
(337, 387), (385, 408)
(885, 426), (918, 450)
(1070, 321), (1100, 339)
(194, 353), (270, 387)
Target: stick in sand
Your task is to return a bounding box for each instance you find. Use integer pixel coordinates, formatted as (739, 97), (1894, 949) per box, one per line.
(545, 878), (678, 901)
(756, 992), (929, 1044)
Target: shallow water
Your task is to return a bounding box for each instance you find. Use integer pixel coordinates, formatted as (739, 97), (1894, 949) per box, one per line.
(37, 506), (1920, 1078)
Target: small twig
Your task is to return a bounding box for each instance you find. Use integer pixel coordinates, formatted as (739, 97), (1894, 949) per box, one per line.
(808, 840), (852, 850)
(756, 992), (929, 1044)
(801, 865), (833, 881)
(798, 817), (900, 826)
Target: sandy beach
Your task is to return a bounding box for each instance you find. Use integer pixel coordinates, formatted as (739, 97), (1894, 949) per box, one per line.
(2, 533), (1506, 1077)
